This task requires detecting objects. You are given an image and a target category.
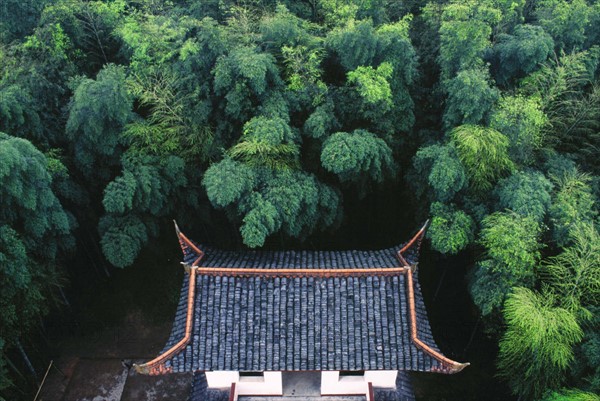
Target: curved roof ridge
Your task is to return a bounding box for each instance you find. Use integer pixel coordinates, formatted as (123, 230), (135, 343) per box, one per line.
(135, 221), (469, 375)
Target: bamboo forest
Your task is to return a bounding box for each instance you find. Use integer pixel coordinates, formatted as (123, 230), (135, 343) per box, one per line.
(0, 0), (599, 400)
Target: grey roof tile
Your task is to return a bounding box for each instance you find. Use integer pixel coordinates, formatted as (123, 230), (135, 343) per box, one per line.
(157, 232), (455, 374)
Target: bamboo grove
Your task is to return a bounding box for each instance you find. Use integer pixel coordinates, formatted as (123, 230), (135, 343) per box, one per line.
(0, 0), (599, 400)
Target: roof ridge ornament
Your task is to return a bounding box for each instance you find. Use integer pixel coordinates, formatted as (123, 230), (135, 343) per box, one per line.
(173, 220), (205, 267)
(397, 220), (430, 266)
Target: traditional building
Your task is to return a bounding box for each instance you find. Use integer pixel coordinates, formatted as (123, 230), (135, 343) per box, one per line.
(135, 222), (469, 400)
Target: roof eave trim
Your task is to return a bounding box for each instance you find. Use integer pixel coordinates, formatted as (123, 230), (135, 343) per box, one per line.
(406, 267), (469, 374)
(134, 266), (197, 375)
(173, 220), (205, 266)
(397, 220), (430, 262)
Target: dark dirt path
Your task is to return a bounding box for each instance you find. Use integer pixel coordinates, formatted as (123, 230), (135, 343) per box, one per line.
(37, 310), (191, 401)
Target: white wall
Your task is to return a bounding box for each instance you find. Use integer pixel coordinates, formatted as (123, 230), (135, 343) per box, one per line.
(205, 371), (282, 395)
(321, 370), (398, 395)
(365, 370), (397, 388)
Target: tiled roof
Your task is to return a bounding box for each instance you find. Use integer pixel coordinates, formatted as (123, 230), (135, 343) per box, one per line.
(135, 222), (468, 375)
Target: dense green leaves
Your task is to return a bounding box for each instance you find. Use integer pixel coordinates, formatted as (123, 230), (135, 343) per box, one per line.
(204, 161), (341, 247)
(1, 0), (600, 397)
(549, 169), (597, 246)
(435, 0), (501, 80)
(540, 223), (600, 315)
(470, 212), (542, 315)
(479, 212), (542, 278)
(326, 19), (379, 71)
(0, 132), (72, 364)
(443, 66), (500, 128)
(0, 133), (72, 258)
(490, 95), (547, 165)
(497, 288), (583, 400)
(427, 202), (474, 254)
(494, 170), (553, 222)
(347, 62), (393, 107)
(491, 24), (554, 86)
(213, 47), (283, 122)
(203, 158), (256, 208)
(66, 64), (132, 178)
(321, 129), (395, 184)
(451, 125), (514, 191)
(539, 389), (600, 401)
(99, 214), (148, 268)
(413, 144), (467, 202)
(535, 0), (592, 51)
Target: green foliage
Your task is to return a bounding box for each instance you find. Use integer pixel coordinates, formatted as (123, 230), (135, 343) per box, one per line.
(539, 388), (600, 401)
(549, 169), (597, 247)
(495, 170), (553, 222)
(347, 62), (393, 107)
(436, 0), (502, 80)
(571, 306), (600, 393)
(326, 19), (379, 71)
(321, 129), (395, 184)
(66, 64), (133, 178)
(0, 226), (42, 341)
(117, 11), (196, 72)
(99, 214), (148, 268)
(491, 24), (554, 86)
(540, 222), (600, 315)
(0, 132), (72, 364)
(204, 157), (257, 208)
(0, 84), (42, 141)
(535, 0), (592, 51)
(470, 212), (542, 315)
(451, 125), (514, 191)
(520, 50), (594, 112)
(497, 288), (583, 400)
(470, 260), (516, 316)
(521, 51), (600, 173)
(375, 17), (417, 132)
(204, 160), (341, 248)
(490, 95), (547, 165)
(443, 66), (500, 128)
(261, 4), (312, 50)
(303, 102), (340, 139)
(213, 46), (283, 122)
(549, 84), (600, 174)
(413, 144), (467, 202)
(0, 133), (72, 259)
(281, 45), (326, 102)
(0, 0), (51, 42)
(428, 202), (475, 255)
(125, 69), (214, 161)
(99, 155), (187, 267)
(39, 0), (126, 71)
(229, 116), (299, 170)
(319, 0), (360, 26)
(479, 211), (542, 275)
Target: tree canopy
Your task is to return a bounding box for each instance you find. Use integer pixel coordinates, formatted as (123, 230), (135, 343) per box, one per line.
(1, 0), (599, 398)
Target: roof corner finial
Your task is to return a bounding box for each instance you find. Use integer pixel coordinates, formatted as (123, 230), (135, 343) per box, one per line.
(133, 363), (148, 375)
(449, 362), (470, 374)
(398, 220), (430, 257)
(173, 220), (181, 235)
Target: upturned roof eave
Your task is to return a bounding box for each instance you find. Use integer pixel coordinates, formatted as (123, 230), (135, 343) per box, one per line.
(134, 222), (469, 375)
